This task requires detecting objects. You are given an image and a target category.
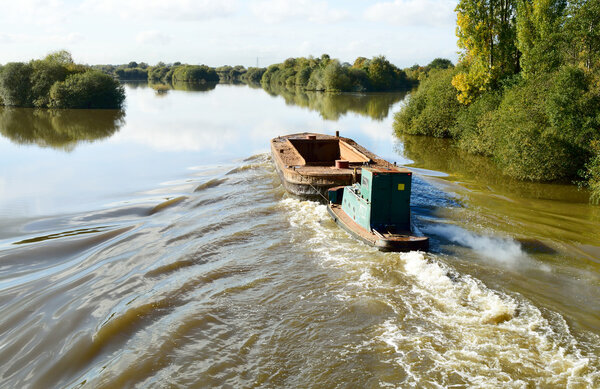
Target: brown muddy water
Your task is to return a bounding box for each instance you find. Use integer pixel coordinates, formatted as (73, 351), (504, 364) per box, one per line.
(0, 83), (599, 388)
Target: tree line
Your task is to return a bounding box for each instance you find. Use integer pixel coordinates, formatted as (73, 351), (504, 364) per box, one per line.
(97, 55), (441, 93)
(394, 0), (600, 203)
(0, 51), (125, 109)
(260, 54), (417, 92)
(93, 62), (150, 81)
(96, 61), (267, 85)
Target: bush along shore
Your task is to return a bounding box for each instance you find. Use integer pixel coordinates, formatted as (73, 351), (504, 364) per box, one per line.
(394, 0), (600, 203)
(96, 61), (267, 86)
(261, 55), (415, 92)
(0, 51), (125, 109)
(97, 54), (443, 93)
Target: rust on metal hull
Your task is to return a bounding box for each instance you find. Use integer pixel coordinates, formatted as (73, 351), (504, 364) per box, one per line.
(270, 132), (396, 197)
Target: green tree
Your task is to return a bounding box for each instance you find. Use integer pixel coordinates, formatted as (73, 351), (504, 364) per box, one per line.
(474, 68), (600, 183)
(427, 58), (454, 70)
(452, 90), (502, 155)
(516, 0), (566, 78)
(243, 67), (266, 84)
(295, 66), (312, 86)
(171, 65), (218, 83)
(352, 57), (369, 70)
(585, 141), (600, 204)
(545, 66), (599, 148)
(30, 59), (68, 107)
(44, 50), (74, 66)
(323, 61), (351, 91)
(0, 62), (33, 107)
(261, 55), (410, 92)
(367, 56), (401, 90)
(564, 0), (600, 71)
(307, 67), (326, 90)
(453, 0), (519, 103)
(394, 68), (461, 137)
(49, 71), (125, 109)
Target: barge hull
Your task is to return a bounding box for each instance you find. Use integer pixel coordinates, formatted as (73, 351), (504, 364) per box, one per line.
(271, 133), (393, 198)
(271, 156), (338, 197)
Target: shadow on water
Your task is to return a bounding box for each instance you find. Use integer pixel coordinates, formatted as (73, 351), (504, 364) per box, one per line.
(0, 108), (125, 152)
(262, 83), (408, 121)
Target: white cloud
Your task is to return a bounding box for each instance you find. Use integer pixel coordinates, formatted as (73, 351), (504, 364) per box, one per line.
(136, 30), (172, 46)
(251, 0), (349, 24)
(3, 0), (69, 25)
(365, 0), (456, 27)
(0, 33), (16, 44)
(0, 31), (82, 47)
(83, 0), (237, 21)
(42, 32), (85, 45)
(64, 33), (84, 44)
(0, 0), (459, 67)
(297, 41), (313, 55)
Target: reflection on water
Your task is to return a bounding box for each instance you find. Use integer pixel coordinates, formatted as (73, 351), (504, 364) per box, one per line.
(147, 81), (218, 95)
(0, 108), (125, 151)
(263, 83), (408, 121)
(399, 134), (590, 202)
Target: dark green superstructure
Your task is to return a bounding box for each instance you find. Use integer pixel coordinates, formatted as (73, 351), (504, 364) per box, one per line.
(338, 167), (413, 232)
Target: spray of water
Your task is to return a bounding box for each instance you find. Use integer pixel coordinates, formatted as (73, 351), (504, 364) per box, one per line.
(426, 224), (527, 264)
(280, 198), (600, 387)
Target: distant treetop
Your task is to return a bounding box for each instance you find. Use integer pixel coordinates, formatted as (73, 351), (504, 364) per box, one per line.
(0, 50), (125, 109)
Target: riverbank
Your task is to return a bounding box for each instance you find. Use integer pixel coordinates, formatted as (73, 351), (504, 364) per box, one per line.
(393, 1), (600, 203)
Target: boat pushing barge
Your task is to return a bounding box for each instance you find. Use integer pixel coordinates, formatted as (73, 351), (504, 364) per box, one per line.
(271, 132), (428, 252)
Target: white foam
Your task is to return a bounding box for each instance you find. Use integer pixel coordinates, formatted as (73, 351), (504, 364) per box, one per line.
(280, 199), (600, 387)
(389, 251), (596, 386)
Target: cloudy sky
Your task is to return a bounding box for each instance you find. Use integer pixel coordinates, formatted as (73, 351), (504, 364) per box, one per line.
(0, 0), (458, 68)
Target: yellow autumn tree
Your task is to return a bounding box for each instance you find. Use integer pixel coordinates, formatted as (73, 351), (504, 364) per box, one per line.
(453, 0), (519, 104)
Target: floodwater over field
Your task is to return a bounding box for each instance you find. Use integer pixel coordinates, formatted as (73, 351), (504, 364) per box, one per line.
(1, 82), (599, 388)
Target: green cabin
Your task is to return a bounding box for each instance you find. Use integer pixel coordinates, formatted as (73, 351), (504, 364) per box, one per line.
(338, 167), (412, 232)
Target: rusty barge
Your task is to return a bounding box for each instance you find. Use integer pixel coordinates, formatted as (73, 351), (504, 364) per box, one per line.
(270, 132), (395, 197)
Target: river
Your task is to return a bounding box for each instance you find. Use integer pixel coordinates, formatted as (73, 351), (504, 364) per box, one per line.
(0, 82), (599, 388)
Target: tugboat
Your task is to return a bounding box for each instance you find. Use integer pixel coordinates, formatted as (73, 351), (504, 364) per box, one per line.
(327, 167), (429, 252)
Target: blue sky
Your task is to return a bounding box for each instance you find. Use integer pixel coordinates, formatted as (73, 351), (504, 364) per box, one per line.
(0, 0), (458, 68)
